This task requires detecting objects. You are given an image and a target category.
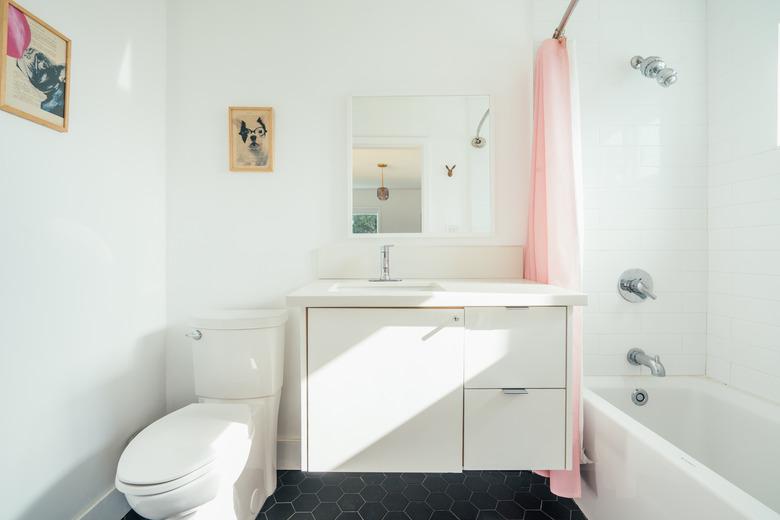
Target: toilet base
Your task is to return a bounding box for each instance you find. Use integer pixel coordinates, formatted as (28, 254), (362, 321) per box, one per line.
(124, 395), (281, 520)
(131, 479), (266, 520)
(201, 394), (280, 519)
(169, 487), (242, 520)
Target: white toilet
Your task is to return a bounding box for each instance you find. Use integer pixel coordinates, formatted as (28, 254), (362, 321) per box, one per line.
(116, 309), (287, 520)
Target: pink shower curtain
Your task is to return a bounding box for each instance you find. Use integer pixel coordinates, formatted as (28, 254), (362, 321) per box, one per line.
(524, 38), (584, 498)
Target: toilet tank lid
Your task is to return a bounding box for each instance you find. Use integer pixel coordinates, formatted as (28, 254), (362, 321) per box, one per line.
(116, 403), (251, 486)
(192, 309), (288, 330)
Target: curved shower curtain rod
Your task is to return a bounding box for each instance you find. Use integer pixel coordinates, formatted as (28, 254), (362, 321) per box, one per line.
(552, 0), (580, 39)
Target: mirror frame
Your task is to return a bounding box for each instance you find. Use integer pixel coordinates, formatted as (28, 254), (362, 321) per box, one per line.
(347, 94), (495, 239)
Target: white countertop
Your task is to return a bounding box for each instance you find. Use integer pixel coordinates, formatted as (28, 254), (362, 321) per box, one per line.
(287, 279), (587, 307)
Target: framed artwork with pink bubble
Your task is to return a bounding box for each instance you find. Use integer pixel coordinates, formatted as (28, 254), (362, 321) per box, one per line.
(0, 0), (70, 132)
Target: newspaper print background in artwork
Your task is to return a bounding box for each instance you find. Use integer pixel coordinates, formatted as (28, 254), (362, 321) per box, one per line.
(1, 1), (71, 131)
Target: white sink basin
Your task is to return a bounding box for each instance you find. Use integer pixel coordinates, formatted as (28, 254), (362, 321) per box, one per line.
(329, 281), (444, 292)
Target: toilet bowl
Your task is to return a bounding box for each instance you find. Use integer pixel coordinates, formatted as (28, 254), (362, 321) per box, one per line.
(116, 403), (253, 519)
(116, 309), (287, 520)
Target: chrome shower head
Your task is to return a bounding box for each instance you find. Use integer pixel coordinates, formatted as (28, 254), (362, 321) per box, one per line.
(630, 55), (678, 87)
(471, 109), (490, 148)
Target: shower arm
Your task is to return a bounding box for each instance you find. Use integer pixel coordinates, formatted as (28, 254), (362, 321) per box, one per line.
(552, 0), (580, 39)
(475, 109), (490, 141)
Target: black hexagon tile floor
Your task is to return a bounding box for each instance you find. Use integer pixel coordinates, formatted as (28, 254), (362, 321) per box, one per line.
(122, 470), (587, 520)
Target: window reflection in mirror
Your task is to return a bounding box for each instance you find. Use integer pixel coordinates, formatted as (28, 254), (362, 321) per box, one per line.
(351, 95), (492, 236)
(352, 210), (379, 234)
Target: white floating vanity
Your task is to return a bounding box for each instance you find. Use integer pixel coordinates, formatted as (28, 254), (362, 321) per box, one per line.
(288, 279), (587, 474)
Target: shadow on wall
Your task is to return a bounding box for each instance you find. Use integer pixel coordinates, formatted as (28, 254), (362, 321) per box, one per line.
(14, 331), (166, 520)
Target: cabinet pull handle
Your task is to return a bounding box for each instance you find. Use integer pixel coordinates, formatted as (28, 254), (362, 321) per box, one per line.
(502, 388), (529, 394)
(505, 306), (530, 310)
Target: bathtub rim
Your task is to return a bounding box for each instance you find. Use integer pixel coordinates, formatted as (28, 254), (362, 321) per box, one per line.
(582, 375), (779, 519)
(586, 375), (780, 426)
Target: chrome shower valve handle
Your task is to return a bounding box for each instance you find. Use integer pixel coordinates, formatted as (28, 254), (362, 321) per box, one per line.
(618, 269), (657, 302)
(627, 279), (656, 300)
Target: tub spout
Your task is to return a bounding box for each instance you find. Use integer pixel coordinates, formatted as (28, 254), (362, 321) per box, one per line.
(627, 348), (666, 376)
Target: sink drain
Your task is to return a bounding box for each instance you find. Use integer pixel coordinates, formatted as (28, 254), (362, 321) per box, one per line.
(632, 388), (649, 406)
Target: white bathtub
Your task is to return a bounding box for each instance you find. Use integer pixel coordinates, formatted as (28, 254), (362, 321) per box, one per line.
(576, 376), (780, 520)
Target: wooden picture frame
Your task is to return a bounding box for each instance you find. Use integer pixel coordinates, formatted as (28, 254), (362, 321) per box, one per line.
(0, 0), (71, 132)
(228, 106), (274, 172)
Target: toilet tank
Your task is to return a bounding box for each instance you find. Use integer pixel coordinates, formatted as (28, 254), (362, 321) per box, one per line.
(191, 309), (287, 399)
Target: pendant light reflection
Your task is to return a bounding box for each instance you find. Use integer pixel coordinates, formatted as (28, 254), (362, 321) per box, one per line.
(376, 162), (389, 201)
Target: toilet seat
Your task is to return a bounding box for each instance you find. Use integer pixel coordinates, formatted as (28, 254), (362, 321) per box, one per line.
(116, 403), (252, 496)
(116, 458), (217, 496)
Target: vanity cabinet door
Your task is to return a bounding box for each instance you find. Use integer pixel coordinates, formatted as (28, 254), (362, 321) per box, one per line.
(463, 388), (566, 470)
(307, 308), (464, 472)
(465, 307), (566, 388)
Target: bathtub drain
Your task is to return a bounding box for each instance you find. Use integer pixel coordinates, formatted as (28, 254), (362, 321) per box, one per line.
(632, 388), (649, 406)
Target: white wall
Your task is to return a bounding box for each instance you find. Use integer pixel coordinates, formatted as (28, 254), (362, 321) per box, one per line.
(165, 0), (533, 464)
(0, 0), (167, 518)
(533, 0), (709, 376)
(706, 0), (780, 402)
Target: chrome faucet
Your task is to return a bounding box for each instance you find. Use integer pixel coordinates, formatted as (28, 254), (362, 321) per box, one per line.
(627, 348), (666, 376)
(370, 244), (401, 282)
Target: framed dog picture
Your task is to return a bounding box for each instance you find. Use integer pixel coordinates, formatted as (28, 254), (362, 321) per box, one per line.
(229, 106), (274, 172)
(0, 0), (71, 132)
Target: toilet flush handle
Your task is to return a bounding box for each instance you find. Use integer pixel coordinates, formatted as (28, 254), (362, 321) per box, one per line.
(185, 329), (203, 341)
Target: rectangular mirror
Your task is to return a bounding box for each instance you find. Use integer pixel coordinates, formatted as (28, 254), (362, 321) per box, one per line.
(350, 95), (492, 236)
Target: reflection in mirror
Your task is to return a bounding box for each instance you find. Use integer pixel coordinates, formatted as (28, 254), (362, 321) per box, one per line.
(352, 149), (423, 233)
(351, 95), (491, 235)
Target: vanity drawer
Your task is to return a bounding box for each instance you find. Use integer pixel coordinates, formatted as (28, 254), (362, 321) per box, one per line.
(463, 388), (566, 470)
(464, 307), (566, 388)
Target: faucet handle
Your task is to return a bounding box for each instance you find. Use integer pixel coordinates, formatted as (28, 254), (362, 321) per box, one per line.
(618, 269), (656, 303)
(632, 279), (657, 300)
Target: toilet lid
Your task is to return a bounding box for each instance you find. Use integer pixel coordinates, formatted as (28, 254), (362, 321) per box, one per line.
(191, 309), (288, 330)
(117, 403), (252, 486)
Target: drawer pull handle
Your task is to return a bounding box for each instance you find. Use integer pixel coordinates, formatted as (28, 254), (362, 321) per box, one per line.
(505, 306), (530, 310)
(502, 388), (529, 394)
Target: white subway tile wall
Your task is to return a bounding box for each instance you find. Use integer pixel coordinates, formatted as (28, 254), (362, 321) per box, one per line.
(706, 0), (780, 402)
(532, 0), (709, 376)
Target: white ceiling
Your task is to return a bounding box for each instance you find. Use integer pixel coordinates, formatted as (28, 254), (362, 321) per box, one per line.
(352, 147), (423, 189)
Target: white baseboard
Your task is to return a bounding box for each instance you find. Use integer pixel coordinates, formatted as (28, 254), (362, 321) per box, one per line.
(78, 487), (130, 520)
(278, 438), (301, 470)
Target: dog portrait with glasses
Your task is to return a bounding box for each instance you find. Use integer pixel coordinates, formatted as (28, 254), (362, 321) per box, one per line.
(229, 107), (274, 172)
